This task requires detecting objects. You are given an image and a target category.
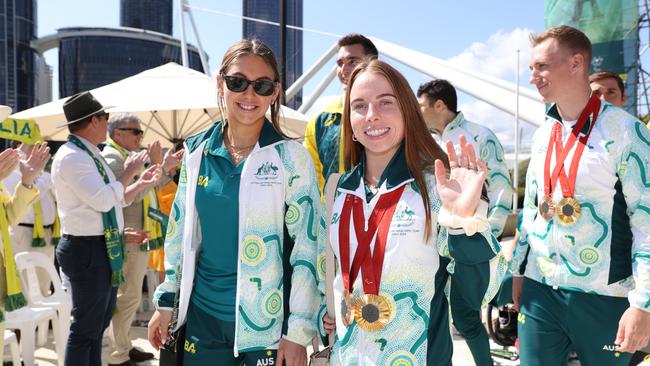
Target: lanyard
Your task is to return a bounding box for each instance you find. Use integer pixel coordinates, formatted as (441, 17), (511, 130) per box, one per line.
(543, 96), (601, 198)
(338, 185), (405, 295)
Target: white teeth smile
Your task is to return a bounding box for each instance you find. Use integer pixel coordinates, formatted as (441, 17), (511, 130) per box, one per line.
(365, 128), (389, 137)
(238, 103), (257, 111)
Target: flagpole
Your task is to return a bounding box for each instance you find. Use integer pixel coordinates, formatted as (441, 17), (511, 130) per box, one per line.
(513, 49), (521, 211)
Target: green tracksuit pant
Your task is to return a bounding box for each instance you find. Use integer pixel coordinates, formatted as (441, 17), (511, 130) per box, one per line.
(183, 301), (278, 366)
(518, 278), (632, 366)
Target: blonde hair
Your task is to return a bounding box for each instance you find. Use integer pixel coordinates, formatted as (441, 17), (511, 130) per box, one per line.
(530, 25), (592, 64)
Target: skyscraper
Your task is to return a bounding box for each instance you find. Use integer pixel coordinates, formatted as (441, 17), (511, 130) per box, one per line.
(47, 0), (205, 98)
(120, 0), (173, 35)
(243, 0), (303, 109)
(55, 27), (204, 98)
(0, 0), (39, 111)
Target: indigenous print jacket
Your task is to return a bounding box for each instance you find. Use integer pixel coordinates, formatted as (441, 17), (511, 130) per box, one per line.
(317, 148), (507, 366)
(511, 103), (650, 312)
(153, 121), (322, 355)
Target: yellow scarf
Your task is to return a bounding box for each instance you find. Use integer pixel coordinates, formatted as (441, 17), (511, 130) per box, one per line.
(0, 183), (27, 320)
(52, 197), (61, 246)
(105, 139), (163, 251)
(31, 190), (61, 247)
(142, 190), (164, 251)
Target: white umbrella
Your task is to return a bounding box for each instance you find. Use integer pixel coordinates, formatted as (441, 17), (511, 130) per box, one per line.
(11, 63), (308, 147)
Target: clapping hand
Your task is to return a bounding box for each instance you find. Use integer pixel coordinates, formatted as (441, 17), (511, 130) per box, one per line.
(20, 142), (51, 186)
(0, 148), (20, 181)
(162, 148), (184, 174)
(147, 141), (163, 165)
(433, 135), (487, 218)
(123, 150), (148, 177)
(138, 163), (162, 187)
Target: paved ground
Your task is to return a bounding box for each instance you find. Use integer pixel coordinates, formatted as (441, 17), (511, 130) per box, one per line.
(22, 301), (646, 366)
(23, 306), (512, 366)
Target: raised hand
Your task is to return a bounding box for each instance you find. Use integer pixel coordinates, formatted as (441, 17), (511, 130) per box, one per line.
(138, 163), (162, 187)
(147, 141), (163, 165)
(162, 148), (184, 174)
(433, 135), (487, 218)
(123, 150), (148, 177)
(20, 142), (51, 186)
(0, 148), (20, 181)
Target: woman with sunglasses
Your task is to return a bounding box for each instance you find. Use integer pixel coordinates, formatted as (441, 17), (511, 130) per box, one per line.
(148, 39), (322, 366)
(317, 60), (506, 365)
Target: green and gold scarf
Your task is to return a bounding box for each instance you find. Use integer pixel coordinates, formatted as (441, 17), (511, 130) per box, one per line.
(142, 190), (164, 251)
(105, 138), (164, 252)
(0, 183), (27, 319)
(31, 191), (61, 247)
(68, 135), (125, 287)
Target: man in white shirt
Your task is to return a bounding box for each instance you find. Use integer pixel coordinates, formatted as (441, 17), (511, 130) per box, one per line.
(5, 142), (57, 296)
(51, 91), (161, 366)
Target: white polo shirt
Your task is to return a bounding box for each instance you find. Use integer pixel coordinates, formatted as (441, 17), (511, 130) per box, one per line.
(51, 135), (126, 236)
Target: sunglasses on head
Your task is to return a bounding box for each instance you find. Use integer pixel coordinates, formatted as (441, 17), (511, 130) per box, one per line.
(221, 74), (277, 97)
(117, 127), (144, 136)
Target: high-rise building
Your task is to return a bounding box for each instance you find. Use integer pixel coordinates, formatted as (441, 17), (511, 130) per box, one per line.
(243, 0), (303, 109)
(120, 0), (173, 35)
(41, 27), (204, 98)
(0, 0), (39, 111)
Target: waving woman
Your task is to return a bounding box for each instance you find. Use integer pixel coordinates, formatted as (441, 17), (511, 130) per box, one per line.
(319, 60), (506, 366)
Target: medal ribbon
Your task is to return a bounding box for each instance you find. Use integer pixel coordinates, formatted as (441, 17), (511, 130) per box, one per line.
(543, 95), (601, 198)
(338, 185), (405, 295)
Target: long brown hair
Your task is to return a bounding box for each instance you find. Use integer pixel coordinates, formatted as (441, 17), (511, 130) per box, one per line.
(218, 39), (288, 138)
(342, 59), (449, 239)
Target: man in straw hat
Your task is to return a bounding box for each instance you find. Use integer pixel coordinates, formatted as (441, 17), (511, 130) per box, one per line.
(51, 92), (162, 366)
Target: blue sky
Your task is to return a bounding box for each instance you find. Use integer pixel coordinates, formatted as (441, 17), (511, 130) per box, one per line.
(38, 0), (546, 150)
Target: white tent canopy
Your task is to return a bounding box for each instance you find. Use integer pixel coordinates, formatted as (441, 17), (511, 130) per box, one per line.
(11, 63), (308, 147)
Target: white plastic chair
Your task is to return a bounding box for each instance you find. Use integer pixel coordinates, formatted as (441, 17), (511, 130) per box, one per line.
(4, 306), (64, 366)
(14, 251), (71, 363)
(4, 329), (21, 366)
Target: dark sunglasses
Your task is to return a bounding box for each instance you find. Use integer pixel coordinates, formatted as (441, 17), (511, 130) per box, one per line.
(221, 74), (277, 97)
(117, 127), (144, 136)
(95, 112), (110, 120)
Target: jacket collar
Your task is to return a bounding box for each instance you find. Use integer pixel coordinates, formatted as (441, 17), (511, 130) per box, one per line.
(205, 119), (284, 156)
(443, 111), (465, 135)
(339, 144), (413, 196)
(546, 103), (600, 135)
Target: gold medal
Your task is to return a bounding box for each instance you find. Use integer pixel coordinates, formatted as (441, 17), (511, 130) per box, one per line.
(353, 294), (392, 332)
(539, 195), (556, 221)
(556, 197), (581, 226)
(340, 289), (355, 327)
